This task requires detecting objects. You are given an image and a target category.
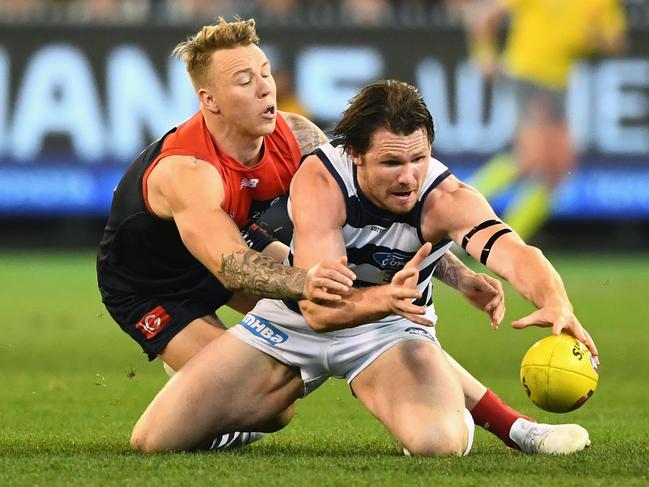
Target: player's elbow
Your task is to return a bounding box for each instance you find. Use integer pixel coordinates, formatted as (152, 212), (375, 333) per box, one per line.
(521, 244), (545, 263)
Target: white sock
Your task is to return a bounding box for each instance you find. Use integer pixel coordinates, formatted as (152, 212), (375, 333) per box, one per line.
(463, 408), (475, 456)
(162, 361), (176, 377)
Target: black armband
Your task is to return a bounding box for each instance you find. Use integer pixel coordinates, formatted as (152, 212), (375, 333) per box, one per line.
(461, 219), (501, 250)
(480, 228), (513, 265)
(240, 222), (276, 252)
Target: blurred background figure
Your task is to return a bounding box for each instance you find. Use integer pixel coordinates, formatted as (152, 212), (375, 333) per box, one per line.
(164, 0), (243, 22)
(342, 0), (390, 25)
(259, 0), (298, 17)
(77, 0), (150, 23)
(0, 0), (645, 250)
(0, 0), (152, 23)
(459, 0), (627, 240)
(0, 0), (45, 21)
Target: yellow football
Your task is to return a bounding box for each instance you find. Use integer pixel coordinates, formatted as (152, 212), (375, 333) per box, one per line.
(520, 334), (598, 413)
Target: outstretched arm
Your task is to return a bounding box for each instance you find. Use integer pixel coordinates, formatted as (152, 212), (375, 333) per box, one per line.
(423, 175), (597, 358)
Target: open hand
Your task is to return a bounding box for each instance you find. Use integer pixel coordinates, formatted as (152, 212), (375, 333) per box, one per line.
(458, 272), (505, 330)
(384, 243), (433, 326)
(512, 306), (599, 362)
(304, 256), (356, 303)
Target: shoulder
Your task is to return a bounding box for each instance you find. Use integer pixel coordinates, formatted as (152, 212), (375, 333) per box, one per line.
(421, 175), (497, 242)
(153, 155), (218, 178)
(292, 154), (334, 191)
(279, 111), (329, 157)
(424, 175), (483, 212)
(142, 155), (225, 218)
(291, 155), (346, 228)
(150, 155), (224, 198)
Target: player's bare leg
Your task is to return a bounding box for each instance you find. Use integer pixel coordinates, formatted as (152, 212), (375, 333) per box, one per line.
(505, 97), (575, 240)
(352, 341), (473, 457)
(160, 314), (284, 448)
(161, 289), (266, 373)
(131, 332), (303, 453)
(444, 351), (590, 454)
(160, 314), (227, 372)
(159, 295), (296, 447)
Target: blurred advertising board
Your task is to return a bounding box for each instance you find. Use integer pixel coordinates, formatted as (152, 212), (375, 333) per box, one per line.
(0, 25), (648, 217)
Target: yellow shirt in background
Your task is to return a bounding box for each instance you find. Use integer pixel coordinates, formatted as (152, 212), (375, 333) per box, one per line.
(502, 0), (626, 89)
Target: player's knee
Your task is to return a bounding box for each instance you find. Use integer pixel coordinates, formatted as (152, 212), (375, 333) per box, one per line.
(256, 402), (296, 432)
(130, 424), (173, 454)
(403, 424), (467, 457)
(130, 428), (157, 454)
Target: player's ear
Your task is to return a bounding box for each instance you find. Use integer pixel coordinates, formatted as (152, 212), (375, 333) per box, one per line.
(198, 88), (219, 114)
(349, 148), (363, 167)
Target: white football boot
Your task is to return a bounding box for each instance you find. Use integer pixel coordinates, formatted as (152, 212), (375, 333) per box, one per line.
(509, 418), (591, 455)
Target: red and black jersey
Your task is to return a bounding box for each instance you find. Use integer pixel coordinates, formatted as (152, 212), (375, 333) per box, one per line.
(96, 111), (301, 301)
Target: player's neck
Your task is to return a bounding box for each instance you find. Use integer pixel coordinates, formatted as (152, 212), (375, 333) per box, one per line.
(203, 111), (264, 167)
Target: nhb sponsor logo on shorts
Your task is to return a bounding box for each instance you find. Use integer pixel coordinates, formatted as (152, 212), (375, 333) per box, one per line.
(404, 327), (436, 342)
(241, 314), (288, 345)
(135, 305), (171, 339)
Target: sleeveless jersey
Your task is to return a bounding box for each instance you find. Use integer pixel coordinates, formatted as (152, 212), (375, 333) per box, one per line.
(97, 111), (301, 299)
(283, 141), (453, 323)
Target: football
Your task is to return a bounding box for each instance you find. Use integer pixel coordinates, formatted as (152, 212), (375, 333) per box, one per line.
(520, 334), (599, 413)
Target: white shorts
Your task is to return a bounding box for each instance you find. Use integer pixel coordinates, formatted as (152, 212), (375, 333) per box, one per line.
(228, 299), (441, 396)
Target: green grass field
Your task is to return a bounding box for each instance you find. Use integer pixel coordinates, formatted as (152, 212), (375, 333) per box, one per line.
(1, 252), (648, 486)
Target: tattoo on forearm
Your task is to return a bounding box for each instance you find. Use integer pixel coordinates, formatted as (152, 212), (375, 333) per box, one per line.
(220, 249), (306, 299)
(433, 254), (459, 289)
(284, 112), (329, 156)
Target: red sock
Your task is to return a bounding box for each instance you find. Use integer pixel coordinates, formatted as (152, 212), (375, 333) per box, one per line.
(470, 389), (535, 450)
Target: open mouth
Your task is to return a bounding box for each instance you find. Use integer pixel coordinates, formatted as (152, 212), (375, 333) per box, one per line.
(392, 190), (414, 198)
(262, 105), (276, 115)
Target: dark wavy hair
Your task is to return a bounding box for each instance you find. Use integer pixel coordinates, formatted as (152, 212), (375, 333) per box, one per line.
(332, 80), (435, 155)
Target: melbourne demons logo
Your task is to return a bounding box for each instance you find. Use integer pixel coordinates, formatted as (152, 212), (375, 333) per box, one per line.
(135, 305), (171, 339)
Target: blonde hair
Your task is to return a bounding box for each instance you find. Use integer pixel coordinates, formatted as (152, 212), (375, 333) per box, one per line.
(173, 17), (260, 89)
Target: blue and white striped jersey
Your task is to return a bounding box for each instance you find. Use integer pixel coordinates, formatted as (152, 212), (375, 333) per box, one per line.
(286, 141), (453, 320)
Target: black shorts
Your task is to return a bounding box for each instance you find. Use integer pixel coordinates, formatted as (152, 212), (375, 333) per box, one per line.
(100, 197), (293, 361)
(103, 288), (233, 361)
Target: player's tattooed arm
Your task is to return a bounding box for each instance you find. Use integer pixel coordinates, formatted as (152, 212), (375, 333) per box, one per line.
(219, 248), (354, 302)
(433, 252), (461, 289)
(281, 111), (329, 156)
(220, 248), (306, 300)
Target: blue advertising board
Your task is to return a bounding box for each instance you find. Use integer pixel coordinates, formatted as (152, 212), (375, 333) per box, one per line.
(0, 25), (648, 218)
